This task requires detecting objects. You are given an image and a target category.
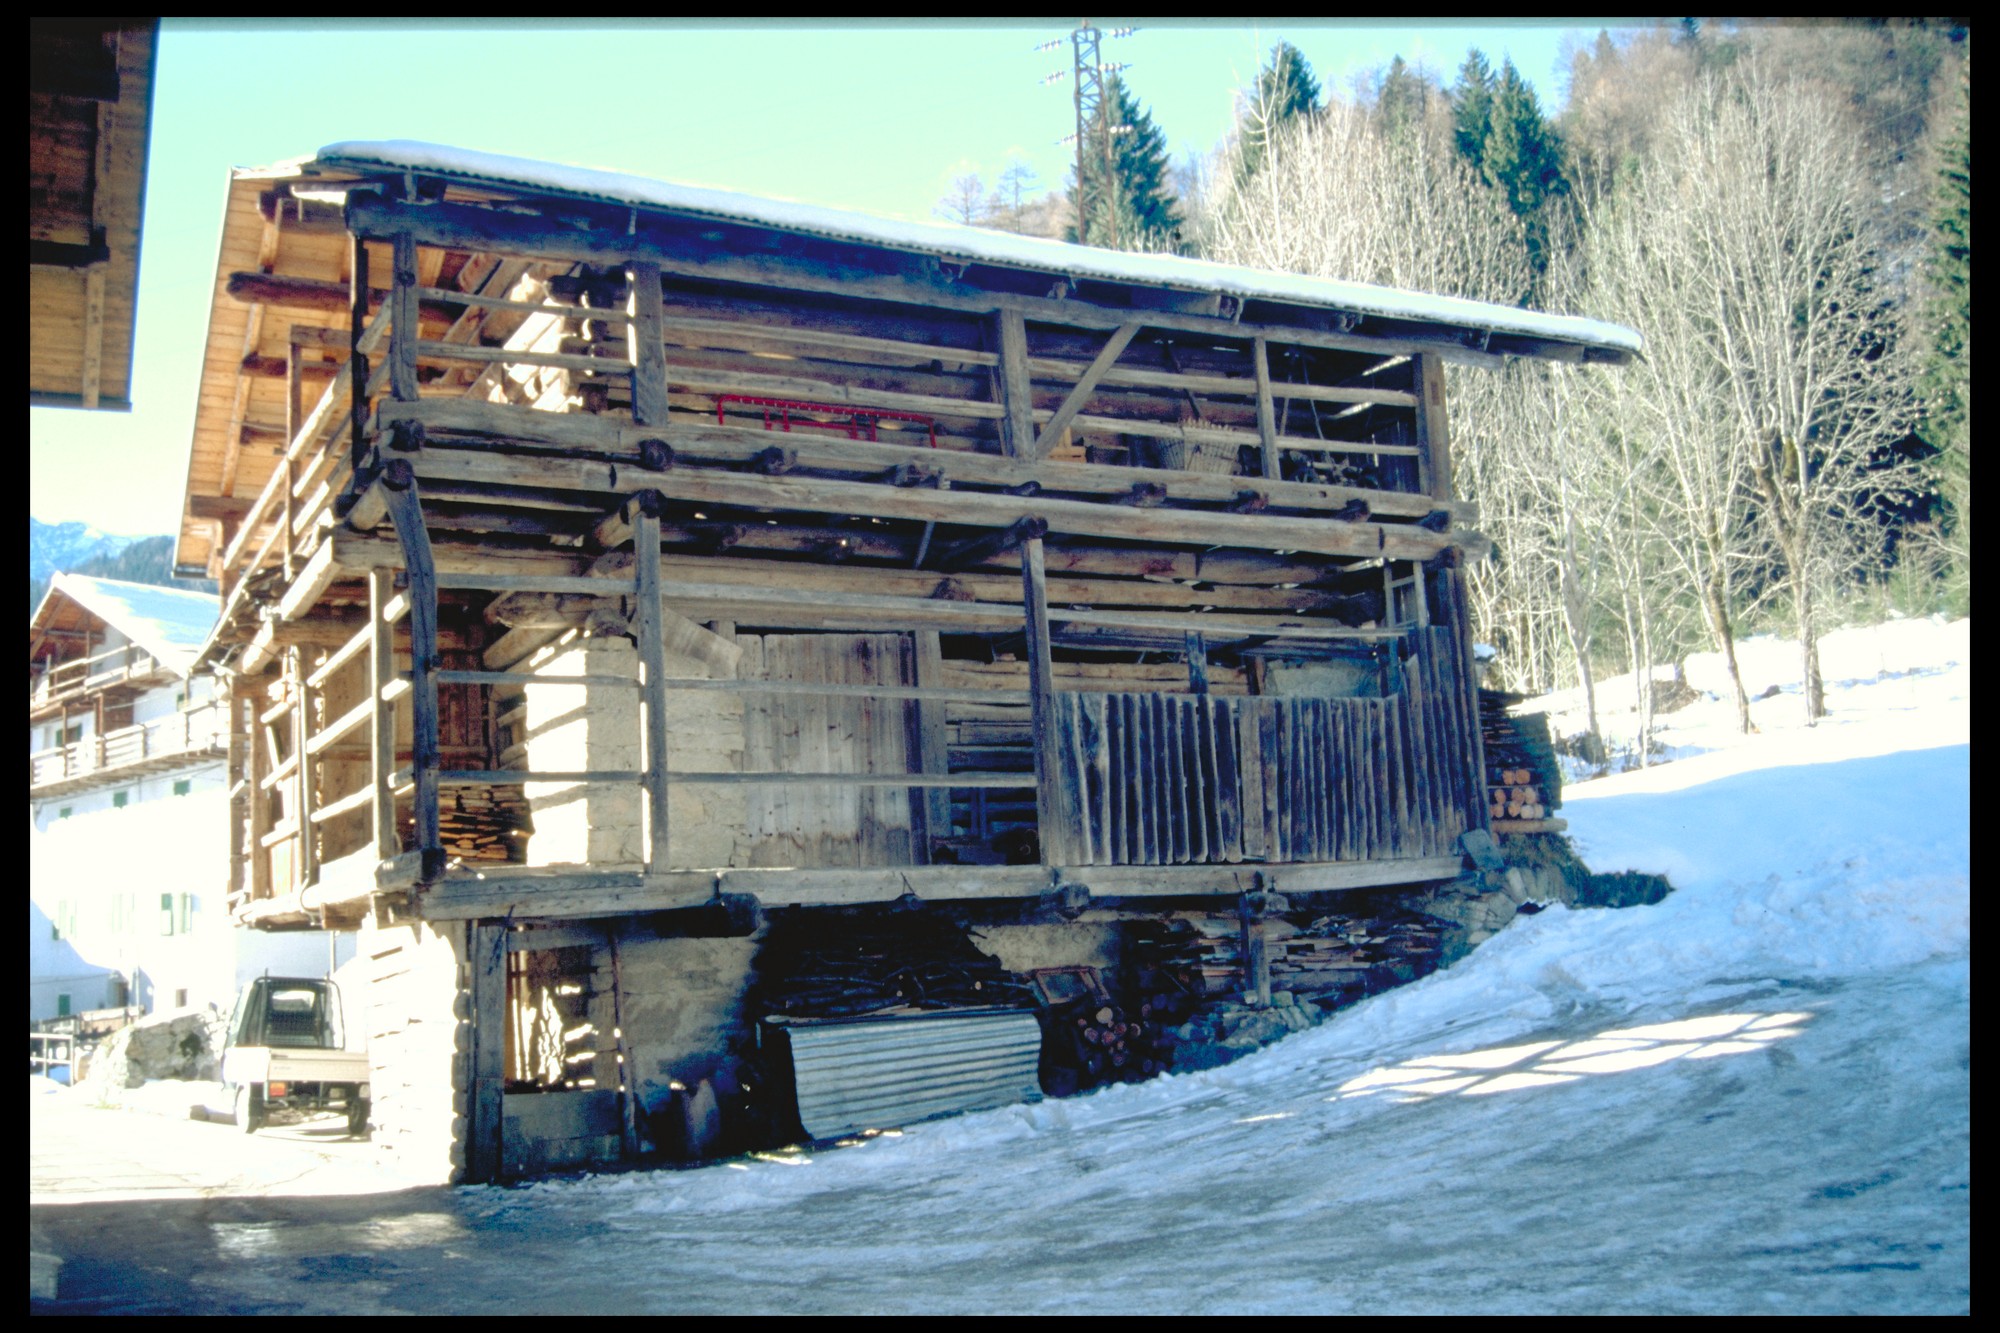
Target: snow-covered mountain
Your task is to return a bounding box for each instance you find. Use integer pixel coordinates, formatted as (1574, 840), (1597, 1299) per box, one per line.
(30, 518), (138, 595)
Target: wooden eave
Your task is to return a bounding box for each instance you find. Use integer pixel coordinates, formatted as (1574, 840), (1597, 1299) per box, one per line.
(28, 19), (158, 412)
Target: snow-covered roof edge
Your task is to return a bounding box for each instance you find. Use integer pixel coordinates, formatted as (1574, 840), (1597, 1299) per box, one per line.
(312, 140), (1642, 358)
(33, 573), (219, 675)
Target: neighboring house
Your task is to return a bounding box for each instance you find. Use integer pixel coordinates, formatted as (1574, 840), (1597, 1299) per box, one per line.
(28, 573), (347, 1022)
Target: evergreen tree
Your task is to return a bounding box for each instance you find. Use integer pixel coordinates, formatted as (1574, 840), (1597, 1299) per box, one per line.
(1450, 49), (1496, 172)
(1480, 60), (1568, 273)
(1373, 55), (1432, 143)
(1236, 41), (1322, 183)
(1915, 58), (1971, 579)
(1069, 74), (1182, 250)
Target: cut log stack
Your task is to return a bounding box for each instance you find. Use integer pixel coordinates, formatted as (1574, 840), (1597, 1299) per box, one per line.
(1040, 994), (1181, 1096)
(751, 914), (1035, 1020)
(1488, 770), (1548, 822)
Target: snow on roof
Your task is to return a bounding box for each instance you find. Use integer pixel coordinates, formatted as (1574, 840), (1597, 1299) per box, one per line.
(313, 140), (1643, 359)
(37, 573), (218, 674)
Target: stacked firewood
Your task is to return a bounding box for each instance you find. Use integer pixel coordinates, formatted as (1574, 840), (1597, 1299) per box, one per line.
(1488, 769), (1550, 821)
(1040, 994), (1182, 1095)
(436, 784), (532, 863)
(752, 915), (1035, 1020)
(1480, 688), (1559, 821)
(1126, 912), (1444, 1007)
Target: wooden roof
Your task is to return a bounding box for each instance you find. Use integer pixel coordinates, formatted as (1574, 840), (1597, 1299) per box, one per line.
(28, 19), (158, 412)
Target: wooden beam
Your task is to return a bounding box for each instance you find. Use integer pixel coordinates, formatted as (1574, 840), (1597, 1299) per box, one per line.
(632, 510), (672, 870)
(390, 231), (421, 402)
(466, 921), (507, 1184)
(408, 448), (1472, 563)
(225, 270), (460, 322)
(1020, 536), (1074, 865)
(1033, 320), (1139, 459)
(1414, 352), (1454, 502)
(996, 309), (1035, 459)
(1253, 335), (1280, 480)
(80, 268), (106, 410)
(382, 480), (443, 880)
(291, 649), (319, 890)
(626, 260), (670, 427)
(368, 569), (398, 860)
(910, 629), (953, 862)
(927, 516), (1047, 573)
(276, 538), (339, 622)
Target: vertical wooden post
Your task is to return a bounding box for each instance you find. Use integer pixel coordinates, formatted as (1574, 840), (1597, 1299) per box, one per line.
(911, 629), (953, 862)
(390, 230), (421, 402)
(369, 568), (399, 860)
(1020, 536), (1072, 866)
(1185, 631), (1210, 696)
(1413, 352), (1453, 502)
(1252, 335), (1280, 480)
(632, 504), (672, 870)
(348, 231), (372, 472)
(226, 684), (247, 902)
(383, 479), (442, 879)
(283, 346), (301, 579)
(292, 648), (319, 889)
(247, 683), (272, 902)
(465, 920), (507, 1183)
(59, 701), (70, 777)
(1239, 893), (1272, 1008)
(625, 260), (669, 428)
(996, 308), (1035, 460)
(608, 929), (641, 1159)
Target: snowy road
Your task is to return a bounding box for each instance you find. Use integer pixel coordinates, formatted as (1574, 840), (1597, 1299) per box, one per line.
(29, 622), (1969, 1314)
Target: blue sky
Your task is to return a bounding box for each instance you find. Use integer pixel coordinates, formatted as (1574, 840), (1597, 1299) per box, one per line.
(30, 19), (1647, 537)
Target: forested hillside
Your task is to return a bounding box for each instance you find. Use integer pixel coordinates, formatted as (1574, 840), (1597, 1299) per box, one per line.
(28, 532), (217, 615)
(942, 21), (1970, 764)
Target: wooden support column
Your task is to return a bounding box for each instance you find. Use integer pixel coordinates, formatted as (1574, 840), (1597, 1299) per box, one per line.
(996, 309), (1035, 460)
(632, 503), (672, 870)
(1185, 632), (1210, 696)
(911, 629), (953, 861)
(1253, 335), (1280, 480)
(1237, 889), (1286, 1008)
(1020, 536), (1073, 866)
(291, 648), (319, 889)
(465, 920), (507, 1184)
(1413, 352), (1453, 502)
(390, 231), (421, 402)
(226, 685), (247, 902)
(283, 346), (301, 579)
(368, 568), (399, 859)
(608, 929), (642, 1159)
(347, 229), (372, 471)
(625, 260), (669, 428)
(383, 472), (443, 879)
(247, 684), (272, 901)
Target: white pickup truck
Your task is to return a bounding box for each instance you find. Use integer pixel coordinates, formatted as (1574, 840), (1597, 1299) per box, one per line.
(220, 976), (370, 1136)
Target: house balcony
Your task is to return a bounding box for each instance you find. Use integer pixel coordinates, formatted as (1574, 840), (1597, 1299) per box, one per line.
(28, 701), (228, 799)
(29, 644), (177, 718)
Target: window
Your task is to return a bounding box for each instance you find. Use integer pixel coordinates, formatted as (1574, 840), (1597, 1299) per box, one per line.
(179, 894), (194, 935)
(57, 994), (71, 1018)
(174, 989), (188, 1008)
(173, 778), (192, 797)
(58, 807), (73, 820)
(161, 892), (176, 936)
(61, 722), (82, 746)
(112, 790), (129, 809)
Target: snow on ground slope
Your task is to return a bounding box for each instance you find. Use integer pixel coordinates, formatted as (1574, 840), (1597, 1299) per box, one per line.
(36, 621), (1966, 1313)
(426, 621), (1966, 1314)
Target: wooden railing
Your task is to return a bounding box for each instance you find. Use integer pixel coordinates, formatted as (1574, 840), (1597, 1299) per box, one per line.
(28, 700), (228, 788)
(30, 643), (171, 707)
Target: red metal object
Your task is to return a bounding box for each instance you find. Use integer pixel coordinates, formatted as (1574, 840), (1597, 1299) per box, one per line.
(715, 393), (936, 448)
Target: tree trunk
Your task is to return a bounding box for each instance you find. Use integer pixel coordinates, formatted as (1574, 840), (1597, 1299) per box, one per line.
(1701, 570), (1753, 735)
(1794, 577), (1824, 725)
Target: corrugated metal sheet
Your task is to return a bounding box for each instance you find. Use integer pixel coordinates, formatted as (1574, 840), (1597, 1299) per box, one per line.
(779, 1009), (1043, 1141)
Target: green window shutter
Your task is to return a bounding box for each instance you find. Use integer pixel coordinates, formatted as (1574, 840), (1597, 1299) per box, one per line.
(113, 790), (130, 809)
(57, 994), (72, 1018)
(58, 806), (73, 820)
(161, 892), (175, 936)
(173, 779), (192, 797)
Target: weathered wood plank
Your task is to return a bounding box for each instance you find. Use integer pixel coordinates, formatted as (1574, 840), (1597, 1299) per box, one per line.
(626, 261), (670, 428)
(1033, 320), (1139, 459)
(996, 309), (1034, 459)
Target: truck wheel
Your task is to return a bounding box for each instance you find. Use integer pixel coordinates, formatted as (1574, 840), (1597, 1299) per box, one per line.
(347, 1097), (370, 1138)
(235, 1083), (265, 1134)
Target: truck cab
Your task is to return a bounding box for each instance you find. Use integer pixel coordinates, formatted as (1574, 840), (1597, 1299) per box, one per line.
(222, 976), (370, 1135)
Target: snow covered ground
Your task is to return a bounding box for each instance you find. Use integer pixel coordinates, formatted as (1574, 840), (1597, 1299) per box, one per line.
(33, 619), (1969, 1314)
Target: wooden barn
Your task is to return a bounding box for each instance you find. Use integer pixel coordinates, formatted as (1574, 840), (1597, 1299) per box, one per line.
(175, 141), (1638, 1179)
